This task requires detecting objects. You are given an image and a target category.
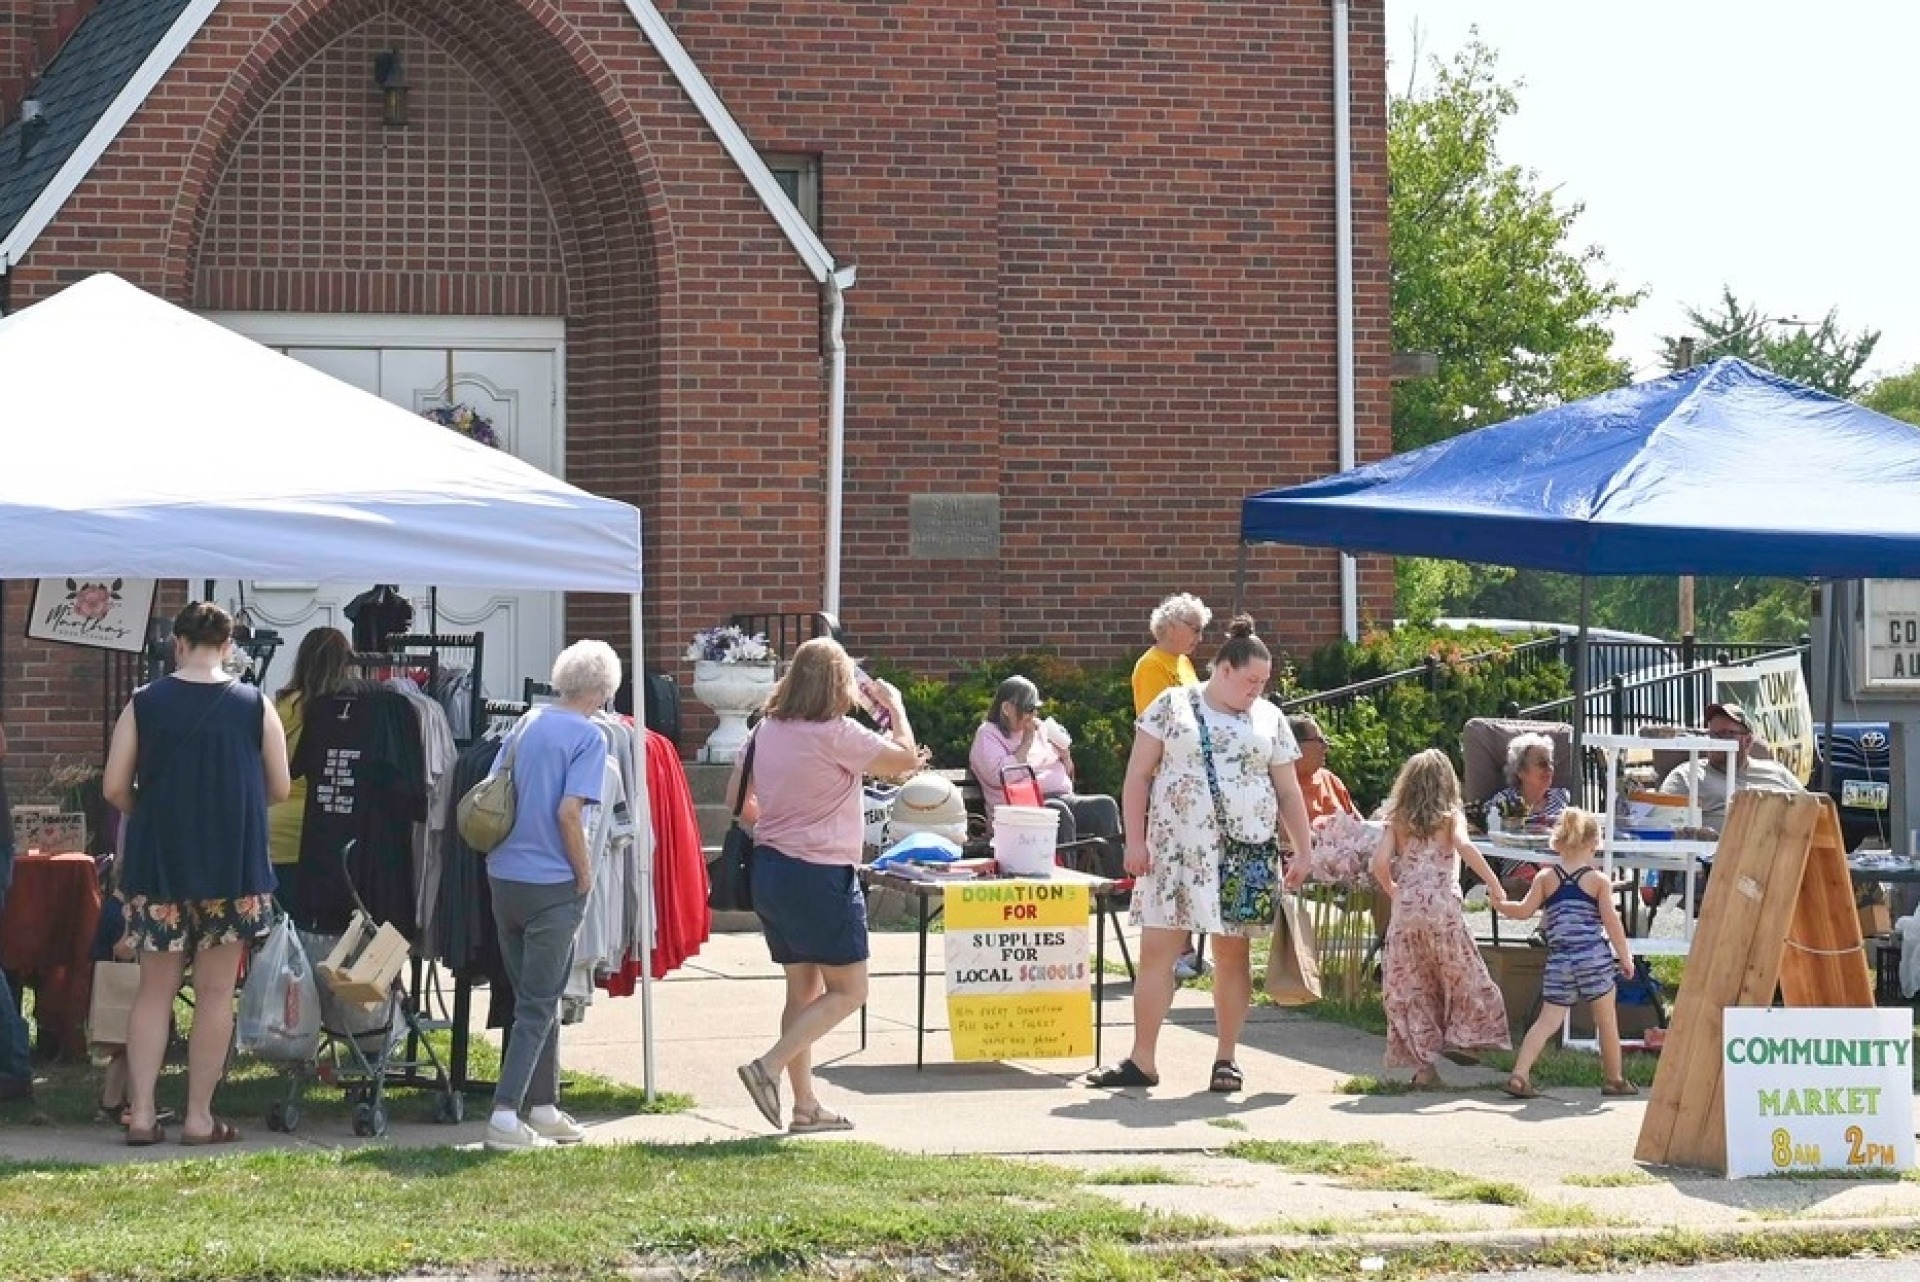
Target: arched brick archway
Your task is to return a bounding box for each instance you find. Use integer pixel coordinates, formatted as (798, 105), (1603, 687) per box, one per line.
(165, 0), (673, 643)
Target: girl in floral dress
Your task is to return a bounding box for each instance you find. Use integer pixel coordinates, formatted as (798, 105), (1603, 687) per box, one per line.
(1370, 749), (1512, 1089)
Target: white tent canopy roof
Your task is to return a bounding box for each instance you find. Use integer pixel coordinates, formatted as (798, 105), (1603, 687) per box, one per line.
(0, 274), (642, 591)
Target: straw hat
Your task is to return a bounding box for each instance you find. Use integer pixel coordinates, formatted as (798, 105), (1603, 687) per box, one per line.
(885, 772), (969, 845)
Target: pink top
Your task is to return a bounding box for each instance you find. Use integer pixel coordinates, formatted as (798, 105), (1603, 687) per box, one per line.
(748, 716), (893, 866)
(969, 721), (1071, 810)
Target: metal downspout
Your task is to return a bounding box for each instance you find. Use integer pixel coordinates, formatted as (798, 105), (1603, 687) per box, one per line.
(1332, 0), (1358, 641)
(823, 266), (857, 617)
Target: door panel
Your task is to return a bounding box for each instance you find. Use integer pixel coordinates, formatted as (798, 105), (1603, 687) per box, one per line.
(212, 328), (562, 709)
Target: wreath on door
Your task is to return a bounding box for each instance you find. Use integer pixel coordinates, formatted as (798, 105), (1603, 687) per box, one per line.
(421, 403), (500, 448)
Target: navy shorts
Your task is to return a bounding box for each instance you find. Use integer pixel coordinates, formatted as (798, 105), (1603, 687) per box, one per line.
(752, 846), (869, 967)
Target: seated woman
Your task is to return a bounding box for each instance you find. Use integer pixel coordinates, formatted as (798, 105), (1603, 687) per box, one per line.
(1480, 731), (1568, 890)
(969, 676), (1122, 875)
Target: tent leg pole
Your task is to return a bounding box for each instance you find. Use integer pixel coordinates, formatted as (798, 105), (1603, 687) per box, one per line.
(1573, 578), (1591, 799)
(1233, 542), (1247, 616)
(1821, 579), (1842, 799)
(630, 590), (656, 1103)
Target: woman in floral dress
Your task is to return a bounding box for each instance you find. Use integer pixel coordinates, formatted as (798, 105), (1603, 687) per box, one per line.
(1370, 749), (1512, 1089)
(1086, 617), (1314, 1095)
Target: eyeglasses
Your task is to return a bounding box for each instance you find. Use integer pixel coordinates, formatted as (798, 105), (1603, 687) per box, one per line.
(1708, 726), (1748, 740)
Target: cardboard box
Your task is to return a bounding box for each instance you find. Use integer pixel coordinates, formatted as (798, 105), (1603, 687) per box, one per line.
(1477, 943), (1546, 1032)
(1859, 902), (1893, 938)
(316, 912), (409, 1006)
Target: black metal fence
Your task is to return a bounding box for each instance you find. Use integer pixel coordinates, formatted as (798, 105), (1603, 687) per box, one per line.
(1519, 637), (1811, 735)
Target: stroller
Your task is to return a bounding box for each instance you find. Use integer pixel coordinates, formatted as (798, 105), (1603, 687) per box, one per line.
(267, 841), (463, 1137)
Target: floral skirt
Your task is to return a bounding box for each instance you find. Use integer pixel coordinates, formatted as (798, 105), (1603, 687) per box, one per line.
(123, 893), (275, 954)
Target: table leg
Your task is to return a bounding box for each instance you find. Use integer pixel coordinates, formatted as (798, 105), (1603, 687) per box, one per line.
(1093, 893), (1107, 1066)
(916, 891), (930, 1071)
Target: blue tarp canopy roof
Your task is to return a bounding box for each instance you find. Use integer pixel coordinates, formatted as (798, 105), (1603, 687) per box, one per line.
(1241, 358), (1920, 578)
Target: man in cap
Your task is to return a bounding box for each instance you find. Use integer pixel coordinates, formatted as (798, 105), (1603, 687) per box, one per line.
(1657, 700), (1804, 833)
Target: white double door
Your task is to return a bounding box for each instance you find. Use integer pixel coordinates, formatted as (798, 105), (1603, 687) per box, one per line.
(203, 313), (567, 703)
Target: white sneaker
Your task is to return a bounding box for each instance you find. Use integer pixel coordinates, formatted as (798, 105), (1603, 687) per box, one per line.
(484, 1118), (556, 1152)
(527, 1110), (586, 1145)
(1174, 951), (1208, 983)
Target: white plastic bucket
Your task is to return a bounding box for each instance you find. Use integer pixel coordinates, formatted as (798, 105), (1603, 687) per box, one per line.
(992, 804), (1060, 877)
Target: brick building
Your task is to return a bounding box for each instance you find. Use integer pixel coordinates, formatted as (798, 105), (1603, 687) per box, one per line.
(0, 0), (1391, 788)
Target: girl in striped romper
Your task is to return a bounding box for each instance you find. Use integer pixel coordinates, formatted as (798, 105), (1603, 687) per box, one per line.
(1495, 808), (1637, 1099)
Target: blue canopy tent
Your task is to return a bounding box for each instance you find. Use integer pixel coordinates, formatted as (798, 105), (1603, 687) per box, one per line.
(1242, 359), (1920, 578)
(1239, 357), (1920, 765)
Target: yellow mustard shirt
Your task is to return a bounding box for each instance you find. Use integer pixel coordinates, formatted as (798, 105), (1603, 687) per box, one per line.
(267, 692), (306, 866)
(1131, 647), (1197, 717)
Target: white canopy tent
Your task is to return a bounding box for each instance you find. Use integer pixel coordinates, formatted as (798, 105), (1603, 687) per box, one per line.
(0, 273), (665, 1094)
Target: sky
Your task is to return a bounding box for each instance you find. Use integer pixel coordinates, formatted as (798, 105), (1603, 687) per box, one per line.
(1384, 1), (1920, 383)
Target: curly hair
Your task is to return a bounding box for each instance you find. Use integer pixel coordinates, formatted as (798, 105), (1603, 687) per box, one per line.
(1381, 748), (1463, 840)
(1149, 592), (1211, 640)
(1502, 731), (1556, 787)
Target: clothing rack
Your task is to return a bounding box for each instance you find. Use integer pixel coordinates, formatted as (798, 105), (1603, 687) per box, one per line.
(344, 650), (437, 681)
(386, 632), (486, 749)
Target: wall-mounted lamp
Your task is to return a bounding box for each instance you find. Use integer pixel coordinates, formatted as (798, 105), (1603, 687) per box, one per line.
(373, 48), (409, 128)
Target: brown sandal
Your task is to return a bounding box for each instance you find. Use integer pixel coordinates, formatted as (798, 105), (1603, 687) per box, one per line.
(1601, 1079), (1640, 1097)
(179, 1119), (242, 1146)
(124, 1122), (166, 1147)
(1409, 1066), (1443, 1091)
(1500, 1074), (1539, 1100)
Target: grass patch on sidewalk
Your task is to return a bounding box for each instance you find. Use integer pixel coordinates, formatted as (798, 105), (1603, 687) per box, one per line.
(1223, 1138), (1529, 1206)
(0, 1140), (1211, 1281)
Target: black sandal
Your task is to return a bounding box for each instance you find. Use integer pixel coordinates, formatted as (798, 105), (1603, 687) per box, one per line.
(1086, 1059), (1159, 1089)
(1208, 1060), (1244, 1094)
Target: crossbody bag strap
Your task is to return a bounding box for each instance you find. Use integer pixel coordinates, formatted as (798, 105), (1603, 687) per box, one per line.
(499, 706), (542, 773)
(1190, 688), (1236, 842)
(730, 733), (757, 819)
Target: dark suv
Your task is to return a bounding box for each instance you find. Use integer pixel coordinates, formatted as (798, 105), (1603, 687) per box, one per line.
(1814, 722), (1893, 851)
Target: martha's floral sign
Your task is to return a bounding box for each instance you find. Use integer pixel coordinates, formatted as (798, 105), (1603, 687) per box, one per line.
(26, 577), (156, 653)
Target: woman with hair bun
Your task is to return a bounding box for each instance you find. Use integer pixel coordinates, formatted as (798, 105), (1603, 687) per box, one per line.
(1089, 615), (1314, 1096)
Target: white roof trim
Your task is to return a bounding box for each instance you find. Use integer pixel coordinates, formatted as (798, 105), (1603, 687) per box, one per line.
(621, 0), (836, 284)
(0, 0), (221, 272)
(1, 0), (837, 288)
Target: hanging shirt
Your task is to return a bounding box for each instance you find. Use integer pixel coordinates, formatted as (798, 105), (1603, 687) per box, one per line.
(292, 688), (424, 933)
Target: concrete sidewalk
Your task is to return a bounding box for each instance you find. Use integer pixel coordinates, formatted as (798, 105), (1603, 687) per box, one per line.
(6, 924), (1920, 1244)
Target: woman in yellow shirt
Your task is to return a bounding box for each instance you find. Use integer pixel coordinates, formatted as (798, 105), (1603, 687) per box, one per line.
(268, 627), (354, 921)
(1131, 593), (1211, 716)
(1129, 593), (1211, 979)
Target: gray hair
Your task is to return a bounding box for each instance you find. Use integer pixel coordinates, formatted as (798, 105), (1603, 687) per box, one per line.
(1503, 731), (1556, 787)
(551, 639), (622, 704)
(1149, 592), (1212, 641)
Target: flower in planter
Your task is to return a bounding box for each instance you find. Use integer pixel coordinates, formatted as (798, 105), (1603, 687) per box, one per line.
(421, 402), (500, 448)
(687, 625), (774, 665)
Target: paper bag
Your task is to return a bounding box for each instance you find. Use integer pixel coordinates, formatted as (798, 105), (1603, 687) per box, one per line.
(88, 959), (140, 1047)
(1264, 893), (1322, 1006)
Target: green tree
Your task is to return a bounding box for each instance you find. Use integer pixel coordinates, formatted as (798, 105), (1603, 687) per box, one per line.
(1863, 364), (1920, 427)
(1660, 288), (1879, 398)
(1388, 36), (1640, 622)
(1389, 38), (1639, 454)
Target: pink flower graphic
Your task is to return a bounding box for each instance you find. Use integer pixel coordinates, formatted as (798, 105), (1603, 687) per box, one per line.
(72, 582), (115, 621)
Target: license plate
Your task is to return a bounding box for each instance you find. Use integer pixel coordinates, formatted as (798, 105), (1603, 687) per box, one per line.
(1842, 780), (1890, 810)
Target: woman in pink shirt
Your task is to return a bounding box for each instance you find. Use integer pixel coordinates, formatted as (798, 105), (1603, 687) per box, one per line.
(969, 675), (1123, 875)
(731, 638), (920, 1134)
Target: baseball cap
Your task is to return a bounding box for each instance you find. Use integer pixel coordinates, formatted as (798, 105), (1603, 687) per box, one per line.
(1705, 701), (1751, 731)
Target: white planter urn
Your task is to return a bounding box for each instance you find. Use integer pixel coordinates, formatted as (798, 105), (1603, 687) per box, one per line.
(692, 659), (776, 763)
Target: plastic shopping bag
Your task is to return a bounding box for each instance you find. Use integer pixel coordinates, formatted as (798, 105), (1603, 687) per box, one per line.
(235, 913), (322, 1062)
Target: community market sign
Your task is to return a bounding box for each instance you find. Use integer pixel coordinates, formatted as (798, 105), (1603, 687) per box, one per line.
(1722, 1007), (1914, 1178)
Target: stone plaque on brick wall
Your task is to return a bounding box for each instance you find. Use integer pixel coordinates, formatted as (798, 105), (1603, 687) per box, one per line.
(909, 494), (999, 560)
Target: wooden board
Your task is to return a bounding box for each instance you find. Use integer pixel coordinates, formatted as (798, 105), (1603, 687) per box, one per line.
(1634, 790), (1847, 1171)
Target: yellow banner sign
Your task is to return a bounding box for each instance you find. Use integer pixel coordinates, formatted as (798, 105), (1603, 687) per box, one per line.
(944, 881), (1091, 1061)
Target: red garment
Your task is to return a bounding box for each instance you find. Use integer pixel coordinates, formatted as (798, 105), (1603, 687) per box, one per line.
(602, 730), (710, 991)
(0, 852), (103, 1059)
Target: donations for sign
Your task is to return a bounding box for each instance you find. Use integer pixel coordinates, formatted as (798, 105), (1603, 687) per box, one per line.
(943, 881), (1091, 1062)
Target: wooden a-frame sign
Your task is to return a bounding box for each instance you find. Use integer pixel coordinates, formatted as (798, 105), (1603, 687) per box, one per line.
(1635, 791), (1874, 1172)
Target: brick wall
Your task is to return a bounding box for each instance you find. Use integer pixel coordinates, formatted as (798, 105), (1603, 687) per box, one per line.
(0, 0), (1391, 783)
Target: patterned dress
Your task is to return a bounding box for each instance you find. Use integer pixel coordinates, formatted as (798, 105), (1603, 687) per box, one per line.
(1130, 686), (1297, 939)
(1380, 821), (1510, 1068)
(1539, 868), (1620, 1007)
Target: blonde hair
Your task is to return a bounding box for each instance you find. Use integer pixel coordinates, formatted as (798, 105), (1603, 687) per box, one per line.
(765, 636), (856, 723)
(1382, 748), (1463, 841)
(1551, 807), (1601, 857)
